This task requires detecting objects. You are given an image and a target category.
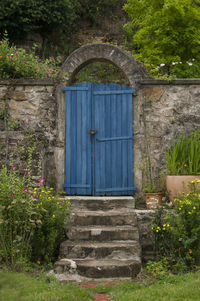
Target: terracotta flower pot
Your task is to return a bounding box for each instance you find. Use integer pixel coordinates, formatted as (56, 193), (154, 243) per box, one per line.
(145, 192), (163, 209)
(166, 175), (200, 204)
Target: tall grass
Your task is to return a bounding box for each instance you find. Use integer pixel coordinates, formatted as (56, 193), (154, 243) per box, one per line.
(166, 130), (200, 175)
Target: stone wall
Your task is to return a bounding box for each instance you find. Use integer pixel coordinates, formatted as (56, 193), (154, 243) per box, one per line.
(0, 79), (200, 192)
(0, 79), (58, 187)
(135, 209), (155, 262)
(134, 79), (200, 191)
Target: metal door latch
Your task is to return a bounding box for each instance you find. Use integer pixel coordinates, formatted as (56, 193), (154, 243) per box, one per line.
(88, 129), (98, 143)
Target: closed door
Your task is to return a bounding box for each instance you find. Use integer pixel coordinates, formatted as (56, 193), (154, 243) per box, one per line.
(62, 82), (137, 195)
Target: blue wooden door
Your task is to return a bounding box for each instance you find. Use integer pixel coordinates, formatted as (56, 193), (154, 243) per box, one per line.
(62, 82), (137, 195)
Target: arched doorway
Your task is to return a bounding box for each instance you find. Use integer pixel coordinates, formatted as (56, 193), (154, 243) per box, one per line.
(56, 44), (144, 193)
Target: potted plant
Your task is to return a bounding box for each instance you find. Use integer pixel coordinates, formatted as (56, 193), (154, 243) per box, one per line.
(143, 181), (163, 210)
(141, 155), (164, 209)
(165, 129), (200, 203)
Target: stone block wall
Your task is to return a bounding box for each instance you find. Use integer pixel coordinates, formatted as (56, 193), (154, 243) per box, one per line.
(134, 79), (200, 191)
(135, 209), (155, 262)
(0, 79), (200, 192)
(0, 79), (58, 187)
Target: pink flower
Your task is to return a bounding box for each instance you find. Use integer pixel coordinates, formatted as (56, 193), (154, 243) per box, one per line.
(24, 188), (28, 193)
(10, 193), (15, 197)
(12, 166), (16, 171)
(24, 169), (27, 172)
(25, 171), (28, 175)
(40, 178), (45, 184)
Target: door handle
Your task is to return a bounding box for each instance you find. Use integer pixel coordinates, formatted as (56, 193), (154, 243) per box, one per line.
(88, 129), (98, 143)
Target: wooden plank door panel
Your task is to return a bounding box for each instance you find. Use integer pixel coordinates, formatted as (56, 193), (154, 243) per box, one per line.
(93, 83), (137, 195)
(62, 83), (92, 195)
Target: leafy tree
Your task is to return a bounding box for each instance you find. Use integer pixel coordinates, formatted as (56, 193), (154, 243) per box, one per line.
(124, 0), (200, 78)
(0, 0), (81, 43)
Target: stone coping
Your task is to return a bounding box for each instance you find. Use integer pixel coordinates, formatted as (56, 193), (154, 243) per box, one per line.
(137, 78), (200, 85)
(0, 78), (56, 86)
(1, 78), (200, 86)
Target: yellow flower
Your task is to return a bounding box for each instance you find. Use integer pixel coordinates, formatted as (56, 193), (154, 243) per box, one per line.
(179, 208), (181, 210)
(52, 214), (56, 218)
(188, 212), (192, 215)
(163, 228), (166, 231)
(156, 230), (159, 232)
(163, 224), (166, 227)
(184, 163), (187, 167)
(167, 224), (170, 227)
(193, 206), (196, 210)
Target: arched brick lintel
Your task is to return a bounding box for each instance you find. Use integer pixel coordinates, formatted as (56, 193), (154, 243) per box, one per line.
(60, 43), (145, 86)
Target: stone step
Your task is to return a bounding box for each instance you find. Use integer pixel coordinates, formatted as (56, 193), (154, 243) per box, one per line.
(70, 210), (138, 226)
(67, 225), (139, 241)
(59, 240), (141, 259)
(65, 196), (135, 211)
(54, 258), (141, 278)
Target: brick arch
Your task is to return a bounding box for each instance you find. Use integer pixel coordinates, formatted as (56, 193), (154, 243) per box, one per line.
(60, 43), (145, 86)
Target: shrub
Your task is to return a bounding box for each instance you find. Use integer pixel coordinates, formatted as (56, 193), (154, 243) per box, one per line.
(152, 179), (200, 272)
(124, 0), (200, 78)
(0, 0), (80, 42)
(0, 34), (61, 79)
(165, 130), (200, 175)
(0, 165), (71, 269)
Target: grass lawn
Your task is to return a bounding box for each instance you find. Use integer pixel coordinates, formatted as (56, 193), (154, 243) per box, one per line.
(1, 270), (200, 301)
(94, 271), (200, 301)
(0, 271), (93, 301)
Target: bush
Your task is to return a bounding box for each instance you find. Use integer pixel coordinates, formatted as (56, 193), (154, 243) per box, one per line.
(0, 34), (61, 79)
(152, 179), (200, 272)
(0, 0), (80, 42)
(165, 130), (200, 175)
(0, 165), (71, 269)
(124, 0), (200, 78)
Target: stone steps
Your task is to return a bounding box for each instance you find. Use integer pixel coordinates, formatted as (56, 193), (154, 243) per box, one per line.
(67, 225), (139, 241)
(70, 210), (137, 226)
(54, 196), (141, 279)
(60, 240), (141, 259)
(68, 196), (135, 211)
(55, 259), (141, 278)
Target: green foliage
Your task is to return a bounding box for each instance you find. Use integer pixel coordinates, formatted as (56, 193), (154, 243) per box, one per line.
(124, 0), (200, 78)
(0, 35), (61, 79)
(152, 180), (200, 272)
(0, 162), (71, 269)
(166, 130), (200, 175)
(31, 186), (71, 264)
(145, 260), (169, 278)
(74, 62), (128, 84)
(0, 0), (81, 41)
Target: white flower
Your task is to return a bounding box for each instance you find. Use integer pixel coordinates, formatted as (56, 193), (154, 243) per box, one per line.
(188, 62), (193, 66)
(160, 63), (165, 67)
(172, 62), (176, 65)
